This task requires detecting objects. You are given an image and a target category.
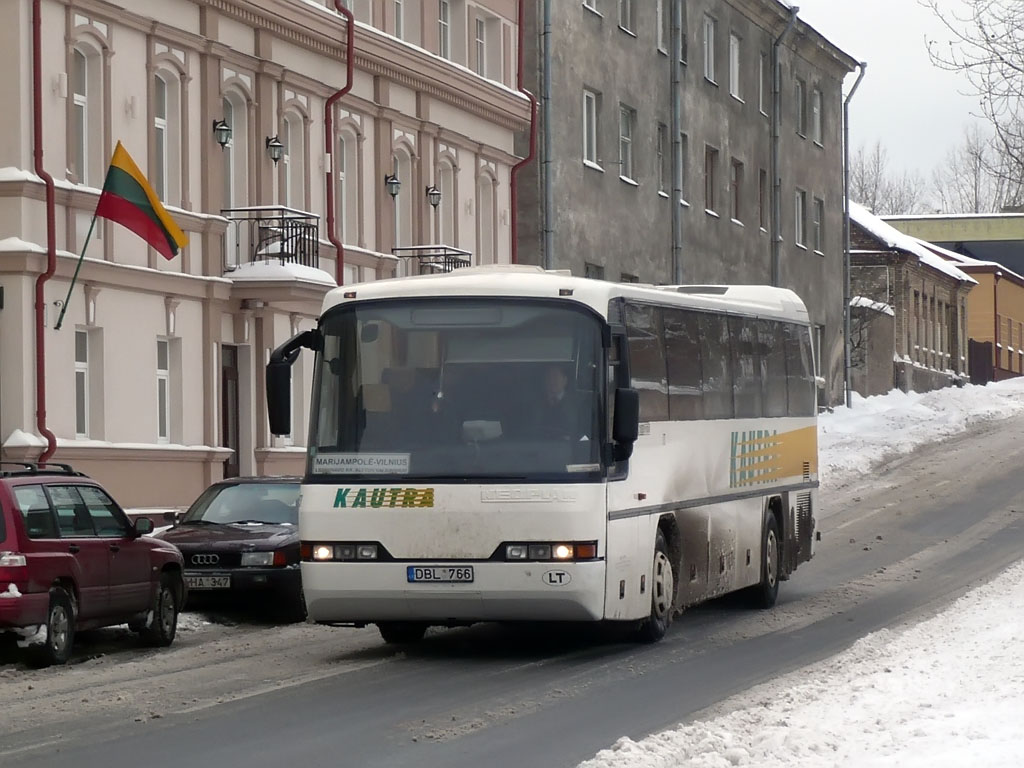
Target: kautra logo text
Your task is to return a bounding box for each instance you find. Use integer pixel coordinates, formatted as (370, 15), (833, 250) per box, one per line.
(333, 488), (435, 508)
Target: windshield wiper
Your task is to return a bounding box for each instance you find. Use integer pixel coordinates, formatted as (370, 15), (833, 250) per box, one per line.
(178, 519), (219, 525)
(228, 519), (274, 525)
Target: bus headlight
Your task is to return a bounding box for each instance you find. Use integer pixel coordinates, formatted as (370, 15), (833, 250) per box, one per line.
(553, 544), (573, 560)
(506, 544), (529, 560)
(312, 545), (334, 561)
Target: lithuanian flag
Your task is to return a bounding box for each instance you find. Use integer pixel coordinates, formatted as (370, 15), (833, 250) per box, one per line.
(94, 141), (188, 260)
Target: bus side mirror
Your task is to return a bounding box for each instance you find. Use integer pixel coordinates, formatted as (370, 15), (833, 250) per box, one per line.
(267, 360), (292, 436)
(266, 329), (322, 436)
(612, 387), (640, 448)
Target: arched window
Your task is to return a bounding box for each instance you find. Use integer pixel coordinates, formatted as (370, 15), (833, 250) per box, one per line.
(222, 91), (249, 208)
(153, 70), (182, 206)
(392, 147), (413, 249)
(336, 131), (359, 244)
(477, 173), (495, 264)
(71, 45), (103, 186)
(438, 158), (455, 246)
(283, 111), (305, 209)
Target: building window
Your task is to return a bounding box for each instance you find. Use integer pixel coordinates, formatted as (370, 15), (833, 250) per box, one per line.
(619, 0), (633, 32)
(394, 0), (404, 39)
(585, 262), (605, 280)
(438, 0), (451, 59)
(679, 0), (688, 62)
(795, 78), (807, 136)
(729, 33), (741, 98)
(71, 46), (102, 186)
(813, 197), (824, 252)
(680, 132), (688, 203)
(702, 15), (716, 82)
(759, 52), (769, 114)
(758, 169), (768, 230)
(438, 158), (456, 245)
(729, 159), (743, 222)
(657, 0), (668, 52)
(283, 112), (306, 210)
(618, 105), (635, 180)
(153, 75), (168, 201)
(795, 189), (807, 246)
(583, 89), (599, 165)
(704, 145), (719, 212)
(621, 273), (639, 283)
(656, 123), (668, 194)
(474, 17), (486, 76)
(812, 87), (823, 144)
(336, 132), (359, 244)
(477, 173), (496, 265)
(157, 339), (170, 442)
(75, 330), (89, 438)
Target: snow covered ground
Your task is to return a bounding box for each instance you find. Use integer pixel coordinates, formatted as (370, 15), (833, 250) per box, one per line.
(579, 379), (1024, 768)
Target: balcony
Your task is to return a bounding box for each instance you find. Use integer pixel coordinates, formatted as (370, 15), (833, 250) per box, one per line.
(392, 245), (472, 275)
(222, 206), (320, 271)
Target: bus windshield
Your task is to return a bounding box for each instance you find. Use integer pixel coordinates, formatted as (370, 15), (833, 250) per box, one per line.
(308, 298), (605, 482)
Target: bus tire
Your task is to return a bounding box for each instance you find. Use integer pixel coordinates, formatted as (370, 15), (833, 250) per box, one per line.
(377, 621), (428, 644)
(749, 513), (781, 609)
(636, 530), (675, 643)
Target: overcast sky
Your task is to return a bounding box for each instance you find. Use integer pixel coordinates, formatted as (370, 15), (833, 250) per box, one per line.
(792, 0), (986, 179)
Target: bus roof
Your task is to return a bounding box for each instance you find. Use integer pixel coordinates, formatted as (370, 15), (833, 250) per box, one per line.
(323, 265), (811, 324)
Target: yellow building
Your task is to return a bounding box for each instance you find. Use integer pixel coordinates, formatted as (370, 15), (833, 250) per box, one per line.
(886, 215), (1024, 382)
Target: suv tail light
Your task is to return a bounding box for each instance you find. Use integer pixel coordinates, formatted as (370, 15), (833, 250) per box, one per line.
(0, 551), (28, 586)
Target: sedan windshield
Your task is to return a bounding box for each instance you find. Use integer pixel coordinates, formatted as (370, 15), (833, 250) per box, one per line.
(309, 298), (605, 482)
(181, 483), (300, 525)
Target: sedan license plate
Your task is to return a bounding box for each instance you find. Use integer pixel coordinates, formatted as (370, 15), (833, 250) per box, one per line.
(407, 565), (474, 583)
(185, 573), (231, 590)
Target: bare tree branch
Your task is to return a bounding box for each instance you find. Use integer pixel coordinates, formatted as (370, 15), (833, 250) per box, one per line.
(850, 141), (928, 215)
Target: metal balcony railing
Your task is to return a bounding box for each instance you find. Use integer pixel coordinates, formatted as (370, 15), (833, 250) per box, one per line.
(392, 245), (472, 275)
(222, 206), (320, 271)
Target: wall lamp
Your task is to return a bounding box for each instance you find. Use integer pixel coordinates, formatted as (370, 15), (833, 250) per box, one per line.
(266, 135), (285, 164)
(384, 173), (401, 198)
(212, 119), (232, 148)
(426, 185), (441, 208)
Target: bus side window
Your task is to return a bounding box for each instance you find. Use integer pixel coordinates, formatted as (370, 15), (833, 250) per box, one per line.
(664, 308), (704, 421)
(624, 303), (669, 423)
(729, 316), (763, 418)
(759, 320), (788, 417)
(699, 313), (734, 419)
(784, 323), (815, 416)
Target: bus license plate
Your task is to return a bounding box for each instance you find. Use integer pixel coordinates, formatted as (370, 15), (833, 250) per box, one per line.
(407, 566), (474, 583)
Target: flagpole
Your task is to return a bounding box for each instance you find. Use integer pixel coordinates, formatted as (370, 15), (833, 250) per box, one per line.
(54, 213), (98, 331)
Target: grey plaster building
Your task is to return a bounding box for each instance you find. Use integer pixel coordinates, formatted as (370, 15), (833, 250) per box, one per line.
(516, 0), (856, 405)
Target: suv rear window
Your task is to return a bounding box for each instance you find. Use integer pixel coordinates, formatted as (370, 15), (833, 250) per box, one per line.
(14, 485), (58, 539)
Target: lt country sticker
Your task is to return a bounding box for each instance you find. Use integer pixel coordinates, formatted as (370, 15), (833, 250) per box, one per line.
(333, 488), (435, 509)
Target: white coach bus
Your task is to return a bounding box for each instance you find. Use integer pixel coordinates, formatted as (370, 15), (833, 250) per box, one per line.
(266, 265), (820, 644)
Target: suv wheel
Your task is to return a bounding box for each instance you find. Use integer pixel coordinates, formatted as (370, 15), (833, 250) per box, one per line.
(26, 587), (75, 668)
(139, 573), (180, 647)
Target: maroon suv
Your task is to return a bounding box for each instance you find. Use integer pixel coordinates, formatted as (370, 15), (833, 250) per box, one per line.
(0, 462), (186, 667)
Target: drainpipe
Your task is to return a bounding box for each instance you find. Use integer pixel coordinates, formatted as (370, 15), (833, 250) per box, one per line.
(325, 2), (354, 285)
(540, 0), (553, 269)
(32, 0), (58, 463)
(770, 6), (798, 287)
(842, 61), (866, 408)
(670, 0), (682, 284)
(509, 0), (537, 265)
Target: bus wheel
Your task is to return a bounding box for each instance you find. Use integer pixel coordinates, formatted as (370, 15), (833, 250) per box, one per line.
(748, 514), (781, 609)
(377, 621), (428, 644)
(636, 530), (675, 643)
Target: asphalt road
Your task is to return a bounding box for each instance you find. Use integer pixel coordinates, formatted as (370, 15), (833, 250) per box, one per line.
(2, 416), (1023, 768)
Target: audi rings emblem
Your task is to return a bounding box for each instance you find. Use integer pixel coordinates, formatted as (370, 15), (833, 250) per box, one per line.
(191, 554), (220, 565)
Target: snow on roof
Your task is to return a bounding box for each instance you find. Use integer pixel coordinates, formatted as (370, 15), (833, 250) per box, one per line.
(850, 296), (895, 316)
(226, 260), (337, 287)
(912, 237), (1024, 283)
(850, 202), (977, 285)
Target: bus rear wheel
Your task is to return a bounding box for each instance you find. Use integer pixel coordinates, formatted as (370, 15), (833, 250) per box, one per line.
(377, 621), (428, 644)
(636, 530), (675, 643)
(748, 513), (781, 609)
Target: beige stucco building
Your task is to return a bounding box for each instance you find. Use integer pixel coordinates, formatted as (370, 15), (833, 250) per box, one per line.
(1, 0), (530, 507)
